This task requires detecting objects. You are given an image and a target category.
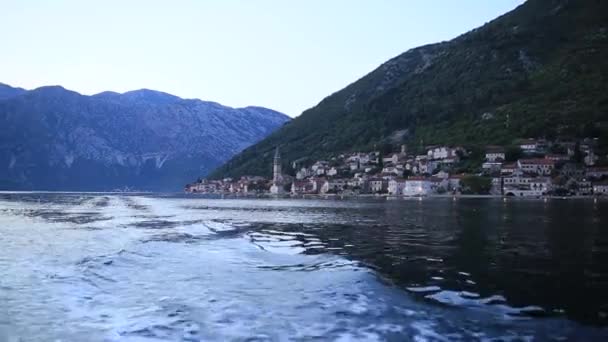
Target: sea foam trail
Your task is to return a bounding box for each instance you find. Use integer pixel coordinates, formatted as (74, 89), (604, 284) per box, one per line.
(1, 194), (607, 341)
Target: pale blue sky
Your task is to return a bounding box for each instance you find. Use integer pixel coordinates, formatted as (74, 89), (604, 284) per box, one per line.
(0, 0), (524, 116)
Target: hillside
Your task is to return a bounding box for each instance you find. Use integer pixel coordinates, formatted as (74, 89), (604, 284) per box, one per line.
(210, 0), (608, 179)
(0, 84), (289, 191)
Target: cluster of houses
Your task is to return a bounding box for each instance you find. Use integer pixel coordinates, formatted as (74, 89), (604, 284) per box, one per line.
(185, 138), (608, 198)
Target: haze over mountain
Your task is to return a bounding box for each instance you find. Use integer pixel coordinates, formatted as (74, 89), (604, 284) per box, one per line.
(210, 0), (608, 179)
(0, 83), (289, 191)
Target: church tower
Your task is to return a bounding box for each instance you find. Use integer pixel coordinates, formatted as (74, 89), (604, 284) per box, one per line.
(270, 147), (284, 194)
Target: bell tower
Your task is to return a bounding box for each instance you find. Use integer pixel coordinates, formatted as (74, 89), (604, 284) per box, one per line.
(270, 147), (284, 194)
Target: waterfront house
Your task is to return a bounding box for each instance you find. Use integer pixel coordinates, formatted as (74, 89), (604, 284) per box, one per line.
(321, 179), (349, 194)
(503, 176), (551, 197)
(369, 178), (388, 193)
(291, 181), (312, 194)
(404, 177), (432, 196)
(309, 177), (326, 193)
(388, 178), (407, 195)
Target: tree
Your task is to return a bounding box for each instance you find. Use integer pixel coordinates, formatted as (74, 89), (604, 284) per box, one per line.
(505, 146), (523, 162)
(461, 175), (492, 194)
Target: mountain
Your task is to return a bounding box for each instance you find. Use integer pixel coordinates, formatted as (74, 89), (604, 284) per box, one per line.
(0, 84), (289, 191)
(0, 83), (26, 100)
(210, 0), (608, 179)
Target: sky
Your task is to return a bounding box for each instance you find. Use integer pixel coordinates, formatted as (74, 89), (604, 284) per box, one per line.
(0, 0), (524, 117)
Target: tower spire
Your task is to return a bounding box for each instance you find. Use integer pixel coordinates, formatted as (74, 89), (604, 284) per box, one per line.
(270, 146), (284, 194)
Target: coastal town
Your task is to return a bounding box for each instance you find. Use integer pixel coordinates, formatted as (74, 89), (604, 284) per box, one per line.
(185, 138), (608, 198)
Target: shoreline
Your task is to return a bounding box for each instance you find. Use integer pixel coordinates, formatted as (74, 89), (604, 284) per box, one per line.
(183, 192), (608, 201)
(1, 190), (605, 201)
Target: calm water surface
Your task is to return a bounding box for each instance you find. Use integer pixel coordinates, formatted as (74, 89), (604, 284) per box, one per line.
(1, 193), (607, 341)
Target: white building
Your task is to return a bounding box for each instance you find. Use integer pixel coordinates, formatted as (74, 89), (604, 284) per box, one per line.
(311, 161), (329, 175)
(368, 178), (387, 193)
(501, 163), (518, 175)
(427, 146), (462, 160)
(382, 166), (403, 177)
(503, 176), (552, 197)
(321, 179), (348, 194)
(485, 147), (505, 162)
(291, 181), (308, 194)
(309, 178), (326, 193)
(518, 139), (539, 153)
(382, 153), (402, 165)
(419, 160), (438, 174)
(348, 153), (371, 165)
(587, 167), (608, 180)
(404, 177), (432, 196)
(517, 159), (555, 176)
(490, 177), (503, 195)
(388, 178), (407, 195)
(584, 151), (599, 166)
(296, 167), (313, 180)
(593, 182), (608, 195)
(482, 162), (503, 173)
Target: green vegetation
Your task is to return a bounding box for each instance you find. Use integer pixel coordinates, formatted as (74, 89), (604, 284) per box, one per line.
(461, 176), (493, 195)
(505, 146), (523, 162)
(210, 0), (608, 179)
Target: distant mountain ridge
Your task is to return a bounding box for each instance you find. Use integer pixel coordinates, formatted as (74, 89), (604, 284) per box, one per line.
(210, 0), (608, 179)
(0, 82), (27, 100)
(0, 83), (290, 190)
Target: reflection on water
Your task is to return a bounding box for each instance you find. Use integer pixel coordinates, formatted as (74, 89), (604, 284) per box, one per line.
(0, 193), (607, 341)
